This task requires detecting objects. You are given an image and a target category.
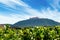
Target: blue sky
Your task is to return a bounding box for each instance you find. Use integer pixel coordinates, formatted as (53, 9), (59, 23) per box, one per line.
(0, 0), (60, 24)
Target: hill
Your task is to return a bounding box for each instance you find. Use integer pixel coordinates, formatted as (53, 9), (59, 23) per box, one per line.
(13, 17), (60, 28)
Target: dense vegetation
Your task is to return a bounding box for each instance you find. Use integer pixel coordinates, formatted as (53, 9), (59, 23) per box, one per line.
(0, 25), (60, 40)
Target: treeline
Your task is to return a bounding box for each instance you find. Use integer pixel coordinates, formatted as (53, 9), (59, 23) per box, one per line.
(0, 25), (60, 40)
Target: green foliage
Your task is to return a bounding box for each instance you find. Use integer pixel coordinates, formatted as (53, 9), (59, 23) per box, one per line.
(5, 24), (10, 30)
(0, 26), (60, 40)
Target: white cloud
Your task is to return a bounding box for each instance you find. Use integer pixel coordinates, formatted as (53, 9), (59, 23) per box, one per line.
(0, 14), (25, 24)
(8, 7), (60, 23)
(0, 13), (34, 24)
(0, 8), (60, 24)
(53, 0), (60, 9)
(49, 0), (60, 10)
(0, 0), (30, 9)
(0, 0), (16, 9)
(24, 7), (60, 22)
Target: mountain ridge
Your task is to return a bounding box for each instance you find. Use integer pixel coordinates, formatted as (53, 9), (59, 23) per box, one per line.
(12, 17), (60, 28)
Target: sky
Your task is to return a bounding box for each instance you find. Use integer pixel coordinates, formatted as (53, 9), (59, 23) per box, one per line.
(0, 0), (60, 24)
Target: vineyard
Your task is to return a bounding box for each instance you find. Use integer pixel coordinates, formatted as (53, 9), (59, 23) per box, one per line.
(0, 25), (60, 40)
